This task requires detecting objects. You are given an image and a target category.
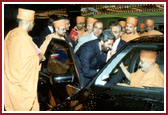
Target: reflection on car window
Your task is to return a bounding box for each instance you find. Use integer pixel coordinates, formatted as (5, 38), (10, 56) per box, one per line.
(41, 39), (78, 81)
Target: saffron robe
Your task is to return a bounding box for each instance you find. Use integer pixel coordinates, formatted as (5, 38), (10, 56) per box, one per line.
(130, 64), (164, 88)
(122, 32), (140, 42)
(140, 30), (163, 36)
(4, 28), (40, 111)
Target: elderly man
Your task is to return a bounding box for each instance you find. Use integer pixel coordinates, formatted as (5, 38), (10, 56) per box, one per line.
(75, 30), (115, 87)
(140, 19), (163, 36)
(4, 8), (40, 111)
(119, 50), (164, 88)
(70, 16), (86, 42)
(74, 21), (103, 53)
(122, 17), (139, 42)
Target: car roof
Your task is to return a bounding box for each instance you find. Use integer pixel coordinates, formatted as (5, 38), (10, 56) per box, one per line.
(129, 35), (164, 44)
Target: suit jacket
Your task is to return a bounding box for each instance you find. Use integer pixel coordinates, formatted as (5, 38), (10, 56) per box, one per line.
(39, 27), (52, 47)
(74, 32), (96, 53)
(116, 39), (127, 51)
(130, 64), (164, 88)
(75, 39), (107, 87)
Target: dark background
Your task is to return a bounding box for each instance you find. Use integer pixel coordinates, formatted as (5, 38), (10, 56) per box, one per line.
(4, 4), (82, 37)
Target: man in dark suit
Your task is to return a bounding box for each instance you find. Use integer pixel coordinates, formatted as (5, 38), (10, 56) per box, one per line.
(75, 30), (115, 88)
(110, 22), (126, 52)
(108, 22), (127, 86)
(39, 15), (57, 47)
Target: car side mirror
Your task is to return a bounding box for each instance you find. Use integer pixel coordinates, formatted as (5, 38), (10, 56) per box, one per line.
(51, 74), (74, 85)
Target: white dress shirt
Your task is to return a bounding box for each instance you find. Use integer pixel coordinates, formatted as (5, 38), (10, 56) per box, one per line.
(112, 37), (121, 52)
(48, 26), (54, 33)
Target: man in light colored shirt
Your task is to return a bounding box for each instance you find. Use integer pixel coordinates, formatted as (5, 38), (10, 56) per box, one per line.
(74, 21), (103, 53)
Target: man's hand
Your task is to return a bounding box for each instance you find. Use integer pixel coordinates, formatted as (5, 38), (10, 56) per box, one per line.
(39, 54), (46, 62)
(119, 62), (124, 68)
(106, 50), (116, 62)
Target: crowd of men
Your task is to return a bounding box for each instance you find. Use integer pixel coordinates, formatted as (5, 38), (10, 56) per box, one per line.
(4, 8), (164, 111)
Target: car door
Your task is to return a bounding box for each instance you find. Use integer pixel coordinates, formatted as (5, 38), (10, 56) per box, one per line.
(87, 43), (164, 111)
(38, 38), (84, 110)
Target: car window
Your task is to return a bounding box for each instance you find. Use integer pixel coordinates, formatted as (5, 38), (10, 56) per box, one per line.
(41, 39), (80, 84)
(106, 48), (140, 85)
(94, 46), (133, 86)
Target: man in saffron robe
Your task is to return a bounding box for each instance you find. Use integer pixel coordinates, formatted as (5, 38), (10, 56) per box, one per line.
(4, 8), (41, 111)
(122, 17), (139, 42)
(70, 16), (86, 42)
(140, 19), (163, 36)
(118, 20), (126, 35)
(138, 23), (146, 35)
(40, 19), (66, 55)
(119, 50), (164, 88)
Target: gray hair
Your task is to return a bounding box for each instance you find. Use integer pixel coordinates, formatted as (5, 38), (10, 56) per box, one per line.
(98, 29), (115, 42)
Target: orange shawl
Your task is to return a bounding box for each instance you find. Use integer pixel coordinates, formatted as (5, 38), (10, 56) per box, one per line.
(130, 64), (164, 88)
(140, 30), (163, 36)
(122, 32), (140, 42)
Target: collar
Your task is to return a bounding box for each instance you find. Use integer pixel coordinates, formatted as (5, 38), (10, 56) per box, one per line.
(48, 26), (54, 33)
(91, 32), (97, 40)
